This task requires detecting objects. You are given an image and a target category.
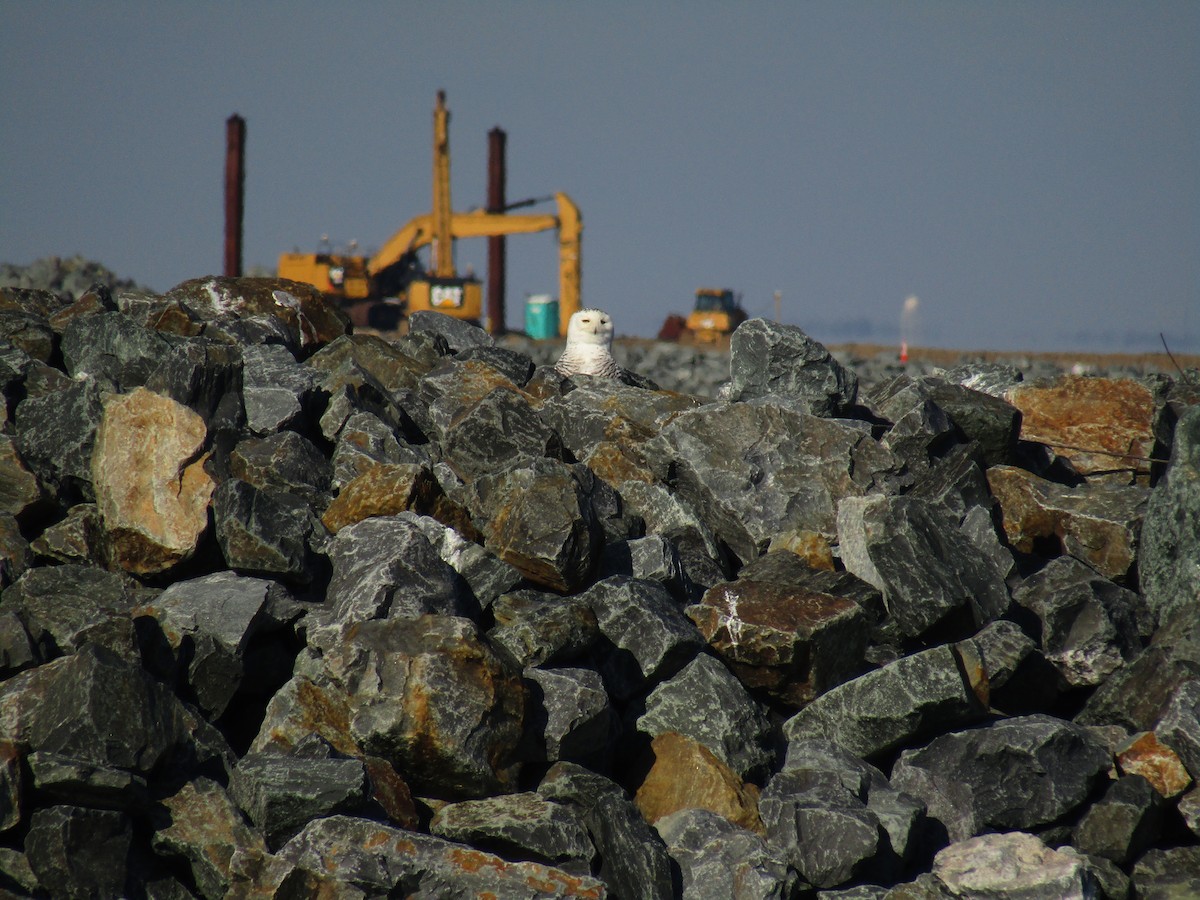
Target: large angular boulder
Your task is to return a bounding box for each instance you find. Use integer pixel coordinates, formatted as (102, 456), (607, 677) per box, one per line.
(14, 378), (104, 503)
(60, 311), (173, 392)
(522, 665), (616, 767)
(725, 318), (858, 414)
(263, 814), (606, 898)
(633, 731), (763, 833)
(1139, 404), (1200, 626)
(687, 578), (867, 709)
(987, 463), (1149, 583)
(932, 832), (1100, 899)
(318, 614), (525, 798)
(92, 387), (215, 575)
(890, 714), (1111, 842)
(634, 652), (774, 779)
(1006, 374), (1164, 484)
(655, 807), (798, 900)
(538, 761), (675, 900)
(645, 399), (906, 564)
(783, 643), (987, 759)
(837, 494), (1010, 640)
(429, 792), (595, 875)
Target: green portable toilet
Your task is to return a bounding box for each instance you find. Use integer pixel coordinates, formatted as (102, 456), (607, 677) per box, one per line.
(525, 294), (559, 340)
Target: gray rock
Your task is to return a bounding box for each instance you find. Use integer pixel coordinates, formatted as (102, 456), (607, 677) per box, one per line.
(229, 430), (333, 507)
(960, 619), (1063, 714)
(539, 761), (675, 900)
(134, 571), (287, 718)
(583, 576), (706, 700)
(229, 751), (369, 850)
(329, 409), (430, 488)
(1139, 404), (1200, 626)
(241, 342), (323, 435)
(321, 514), (475, 628)
(60, 311), (172, 392)
(1011, 556), (1151, 688)
(922, 376), (1023, 467)
(1072, 775), (1164, 866)
(760, 767), (898, 889)
(635, 652), (774, 779)
(28, 502), (103, 565)
(726, 318), (858, 415)
(598, 534), (691, 600)
(272, 813), (605, 898)
(488, 591), (601, 669)
(409, 309), (494, 352)
(144, 335), (242, 422)
(0, 563), (142, 664)
(430, 792), (596, 875)
(213, 478), (324, 584)
(1155, 679), (1200, 783)
(470, 457), (604, 593)
(13, 377), (104, 503)
(1131, 845), (1200, 899)
(617, 480), (726, 565)
(26, 750), (149, 811)
(646, 399), (905, 564)
(0, 608), (36, 677)
(779, 739), (926, 867)
(655, 807), (798, 900)
(932, 832), (1100, 899)
(24, 805), (132, 898)
(457, 344), (537, 385)
(319, 614), (524, 798)
(866, 375), (957, 471)
(890, 714), (1111, 842)
(152, 776), (270, 900)
(523, 665), (616, 766)
(837, 494), (1010, 640)
(0, 644), (197, 779)
(401, 511), (524, 609)
(783, 644), (987, 760)
(440, 383), (565, 480)
(1076, 608), (1200, 733)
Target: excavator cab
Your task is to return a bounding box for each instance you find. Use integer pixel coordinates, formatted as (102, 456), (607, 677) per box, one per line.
(406, 275), (483, 320)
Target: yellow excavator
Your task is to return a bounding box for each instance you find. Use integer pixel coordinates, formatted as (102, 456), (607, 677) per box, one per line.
(278, 92), (581, 335)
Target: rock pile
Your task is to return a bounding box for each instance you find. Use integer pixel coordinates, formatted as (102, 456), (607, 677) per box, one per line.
(2, 274), (1200, 898)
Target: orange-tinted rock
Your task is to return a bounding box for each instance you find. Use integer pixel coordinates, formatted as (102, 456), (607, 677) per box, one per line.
(986, 464), (1147, 581)
(91, 388), (215, 575)
(634, 732), (763, 834)
(321, 463), (440, 534)
(1116, 731), (1193, 798)
(1007, 375), (1161, 484)
(0, 435), (41, 517)
(767, 529), (836, 571)
(687, 580), (867, 708)
(583, 441), (656, 486)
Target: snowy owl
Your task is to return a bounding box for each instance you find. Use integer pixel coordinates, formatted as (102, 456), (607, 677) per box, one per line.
(554, 308), (624, 378)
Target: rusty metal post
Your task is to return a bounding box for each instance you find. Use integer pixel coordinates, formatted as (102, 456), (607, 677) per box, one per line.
(224, 114), (246, 278)
(486, 126), (507, 334)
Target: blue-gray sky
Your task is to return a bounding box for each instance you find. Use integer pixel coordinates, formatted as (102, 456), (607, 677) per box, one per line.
(3, 2), (1197, 352)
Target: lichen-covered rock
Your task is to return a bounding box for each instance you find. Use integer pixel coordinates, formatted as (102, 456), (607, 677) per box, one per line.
(213, 478), (324, 584)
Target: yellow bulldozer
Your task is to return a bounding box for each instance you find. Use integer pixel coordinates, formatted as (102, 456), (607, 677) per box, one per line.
(659, 288), (747, 344)
(278, 92), (581, 335)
